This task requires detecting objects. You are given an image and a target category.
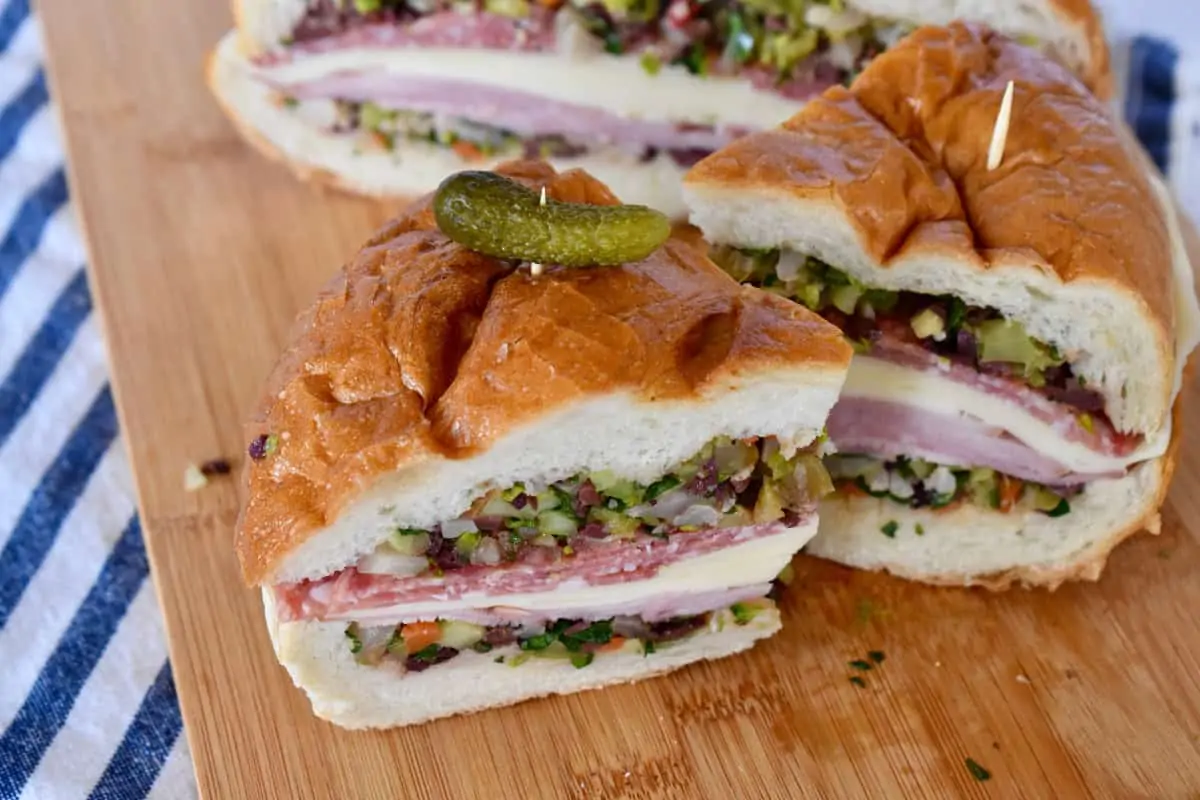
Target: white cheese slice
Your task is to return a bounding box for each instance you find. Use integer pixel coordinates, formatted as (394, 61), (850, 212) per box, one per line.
(841, 355), (1169, 474)
(318, 521), (814, 625)
(254, 47), (799, 129)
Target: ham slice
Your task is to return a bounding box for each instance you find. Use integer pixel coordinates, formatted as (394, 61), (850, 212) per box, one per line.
(826, 396), (1122, 486)
(265, 72), (754, 152)
(865, 338), (1139, 458)
(275, 519), (800, 622)
(289, 583), (772, 627)
(258, 15), (558, 64)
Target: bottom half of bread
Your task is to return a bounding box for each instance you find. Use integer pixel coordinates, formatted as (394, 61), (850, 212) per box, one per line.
(263, 589), (780, 730)
(808, 454), (1172, 590)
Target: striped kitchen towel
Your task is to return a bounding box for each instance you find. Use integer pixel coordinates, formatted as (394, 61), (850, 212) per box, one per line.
(0, 3), (1193, 798)
(0, 2), (192, 799)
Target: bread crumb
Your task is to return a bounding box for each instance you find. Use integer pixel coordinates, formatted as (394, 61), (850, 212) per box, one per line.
(1016, 674), (1031, 684)
(987, 80), (1015, 171)
(183, 464), (209, 492)
(199, 458), (232, 477)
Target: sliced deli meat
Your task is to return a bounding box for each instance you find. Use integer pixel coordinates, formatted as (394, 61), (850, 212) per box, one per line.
(236, 161), (852, 729)
(210, 0), (1113, 214)
(684, 23), (1199, 588)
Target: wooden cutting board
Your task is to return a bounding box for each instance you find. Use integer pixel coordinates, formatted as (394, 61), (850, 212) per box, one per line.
(38, 2), (1200, 797)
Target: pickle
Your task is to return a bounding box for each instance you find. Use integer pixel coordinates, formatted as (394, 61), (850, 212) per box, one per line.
(433, 171), (671, 267)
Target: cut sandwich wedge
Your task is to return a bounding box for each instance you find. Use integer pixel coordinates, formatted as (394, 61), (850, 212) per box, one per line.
(237, 160), (852, 729)
(683, 22), (1200, 589)
(208, 0), (1111, 217)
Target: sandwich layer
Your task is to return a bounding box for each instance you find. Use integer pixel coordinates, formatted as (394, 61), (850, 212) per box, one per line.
(219, 3), (1109, 210)
(810, 450), (1172, 589)
(265, 592), (782, 729)
(237, 0), (1109, 97)
(275, 517), (813, 623)
(209, 31), (694, 212)
(685, 23), (1189, 434)
(235, 161), (851, 585)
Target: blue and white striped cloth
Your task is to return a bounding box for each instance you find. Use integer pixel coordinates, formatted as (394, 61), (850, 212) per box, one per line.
(0, 3), (192, 799)
(0, 1), (1194, 796)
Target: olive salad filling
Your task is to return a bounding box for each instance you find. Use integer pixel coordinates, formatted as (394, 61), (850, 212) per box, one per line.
(344, 600), (774, 671)
(826, 455), (1076, 517)
(709, 247), (1118, 520)
(358, 435), (828, 577)
(711, 247), (1106, 411)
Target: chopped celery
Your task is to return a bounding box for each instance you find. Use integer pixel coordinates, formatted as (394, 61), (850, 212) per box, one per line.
(753, 481), (785, 523)
(389, 530), (430, 556)
(455, 532), (481, 558)
(590, 507), (642, 538)
(829, 283), (863, 315)
(910, 308), (946, 340)
(439, 620), (485, 649)
(975, 319), (1063, 377)
(796, 282), (824, 309)
(537, 510), (579, 538)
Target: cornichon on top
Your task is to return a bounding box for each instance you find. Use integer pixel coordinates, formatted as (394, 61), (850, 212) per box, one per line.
(432, 171), (671, 267)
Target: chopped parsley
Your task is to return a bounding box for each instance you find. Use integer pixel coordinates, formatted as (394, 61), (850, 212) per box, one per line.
(570, 652), (595, 669)
(1045, 498), (1071, 518)
(472, 641), (494, 653)
(410, 644), (443, 662)
(642, 640), (656, 656)
(849, 676), (866, 688)
(345, 626), (363, 654)
(915, 523), (925, 536)
(518, 619), (614, 654)
(519, 632), (556, 652)
(965, 758), (992, 782)
(394, 528), (425, 537)
(880, 520), (899, 538)
(868, 650), (886, 664)
(644, 475), (681, 501)
(494, 655), (505, 664)
(849, 659), (873, 671)
(639, 51), (662, 75)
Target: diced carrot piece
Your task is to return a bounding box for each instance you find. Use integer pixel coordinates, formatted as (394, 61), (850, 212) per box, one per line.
(597, 636), (627, 653)
(452, 140), (485, 161)
(997, 474), (1023, 513)
(401, 621), (441, 653)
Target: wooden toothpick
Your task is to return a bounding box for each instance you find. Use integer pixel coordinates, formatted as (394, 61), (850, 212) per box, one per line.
(987, 80), (1015, 171)
(530, 186), (548, 277)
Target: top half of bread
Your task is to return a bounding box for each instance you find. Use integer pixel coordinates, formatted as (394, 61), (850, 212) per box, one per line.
(229, 0), (1110, 98)
(684, 22), (1199, 439)
(236, 160), (852, 587)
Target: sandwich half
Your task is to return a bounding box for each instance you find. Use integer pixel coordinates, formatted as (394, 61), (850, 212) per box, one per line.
(207, 0), (1111, 217)
(683, 22), (1200, 589)
(237, 160), (852, 729)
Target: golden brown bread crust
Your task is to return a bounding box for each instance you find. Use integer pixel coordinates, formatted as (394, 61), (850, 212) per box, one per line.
(236, 160), (851, 585)
(686, 22), (1173, 418)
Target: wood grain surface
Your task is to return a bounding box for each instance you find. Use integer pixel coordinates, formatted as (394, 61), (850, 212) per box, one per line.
(38, 2), (1200, 797)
